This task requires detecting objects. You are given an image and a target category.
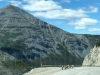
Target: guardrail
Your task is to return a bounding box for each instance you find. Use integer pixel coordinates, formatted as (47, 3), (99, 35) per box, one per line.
(42, 65), (100, 67)
(42, 65), (80, 67)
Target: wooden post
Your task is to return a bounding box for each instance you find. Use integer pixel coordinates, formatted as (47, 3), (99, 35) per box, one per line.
(40, 59), (42, 67)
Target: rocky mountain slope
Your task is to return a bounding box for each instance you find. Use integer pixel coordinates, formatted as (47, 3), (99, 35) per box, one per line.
(0, 5), (100, 75)
(82, 41), (100, 66)
(0, 50), (32, 75)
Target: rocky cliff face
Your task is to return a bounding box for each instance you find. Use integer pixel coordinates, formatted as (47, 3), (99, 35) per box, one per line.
(0, 5), (100, 75)
(82, 42), (100, 66)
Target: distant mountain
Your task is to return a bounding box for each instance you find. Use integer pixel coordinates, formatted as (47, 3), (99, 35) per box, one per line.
(82, 41), (100, 66)
(0, 5), (100, 75)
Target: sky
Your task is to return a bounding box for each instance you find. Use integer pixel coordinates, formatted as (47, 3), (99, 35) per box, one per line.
(0, 0), (100, 35)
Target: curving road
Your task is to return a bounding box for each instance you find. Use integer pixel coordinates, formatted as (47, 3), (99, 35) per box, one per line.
(23, 67), (100, 75)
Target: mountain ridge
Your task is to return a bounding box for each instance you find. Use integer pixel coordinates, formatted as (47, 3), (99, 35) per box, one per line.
(0, 5), (100, 75)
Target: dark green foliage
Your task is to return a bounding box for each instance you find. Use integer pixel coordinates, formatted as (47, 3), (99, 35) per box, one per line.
(38, 43), (83, 65)
(84, 34), (100, 47)
(0, 32), (27, 50)
(96, 40), (100, 47)
(0, 73), (3, 75)
(0, 39), (27, 61)
(57, 43), (83, 65)
(1, 59), (32, 75)
(0, 32), (28, 60)
(31, 59), (42, 67)
(2, 59), (30, 69)
(0, 32), (31, 74)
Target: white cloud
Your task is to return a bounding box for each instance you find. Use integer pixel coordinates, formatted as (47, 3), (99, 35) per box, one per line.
(88, 28), (100, 32)
(8, 0), (22, 6)
(5, 0), (99, 31)
(22, 0), (62, 11)
(78, 6), (98, 13)
(75, 26), (86, 30)
(33, 9), (88, 19)
(89, 6), (98, 13)
(0, 0), (22, 6)
(68, 18), (98, 29)
(21, 0), (99, 20)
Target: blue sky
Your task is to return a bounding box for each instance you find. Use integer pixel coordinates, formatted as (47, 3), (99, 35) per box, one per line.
(0, 0), (100, 35)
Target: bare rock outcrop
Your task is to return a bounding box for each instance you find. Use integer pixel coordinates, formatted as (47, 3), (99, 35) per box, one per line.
(82, 46), (100, 66)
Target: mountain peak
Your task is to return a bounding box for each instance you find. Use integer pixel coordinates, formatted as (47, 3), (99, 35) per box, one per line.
(0, 5), (31, 19)
(0, 5), (35, 27)
(0, 5), (100, 75)
(2, 4), (21, 11)
(0, 5), (20, 15)
(6, 4), (15, 7)
(0, 5), (35, 18)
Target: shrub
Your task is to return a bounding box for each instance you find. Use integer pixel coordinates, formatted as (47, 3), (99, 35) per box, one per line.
(96, 41), (100, 47)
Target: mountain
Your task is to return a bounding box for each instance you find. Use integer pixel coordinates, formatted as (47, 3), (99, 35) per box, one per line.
(82, 41), (100, 66)
(0, 5), (100, 75)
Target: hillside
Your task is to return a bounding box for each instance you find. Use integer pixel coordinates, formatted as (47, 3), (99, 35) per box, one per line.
(0, 5), (100, 75)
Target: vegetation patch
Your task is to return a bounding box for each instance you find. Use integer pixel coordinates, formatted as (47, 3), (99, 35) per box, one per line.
(1, 59), (32, 75)
(96, 40), (100, 47)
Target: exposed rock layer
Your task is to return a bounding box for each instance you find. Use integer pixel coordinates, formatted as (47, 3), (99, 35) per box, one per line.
(0, 5), (100, 75)
(82, 46), (100, 66)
